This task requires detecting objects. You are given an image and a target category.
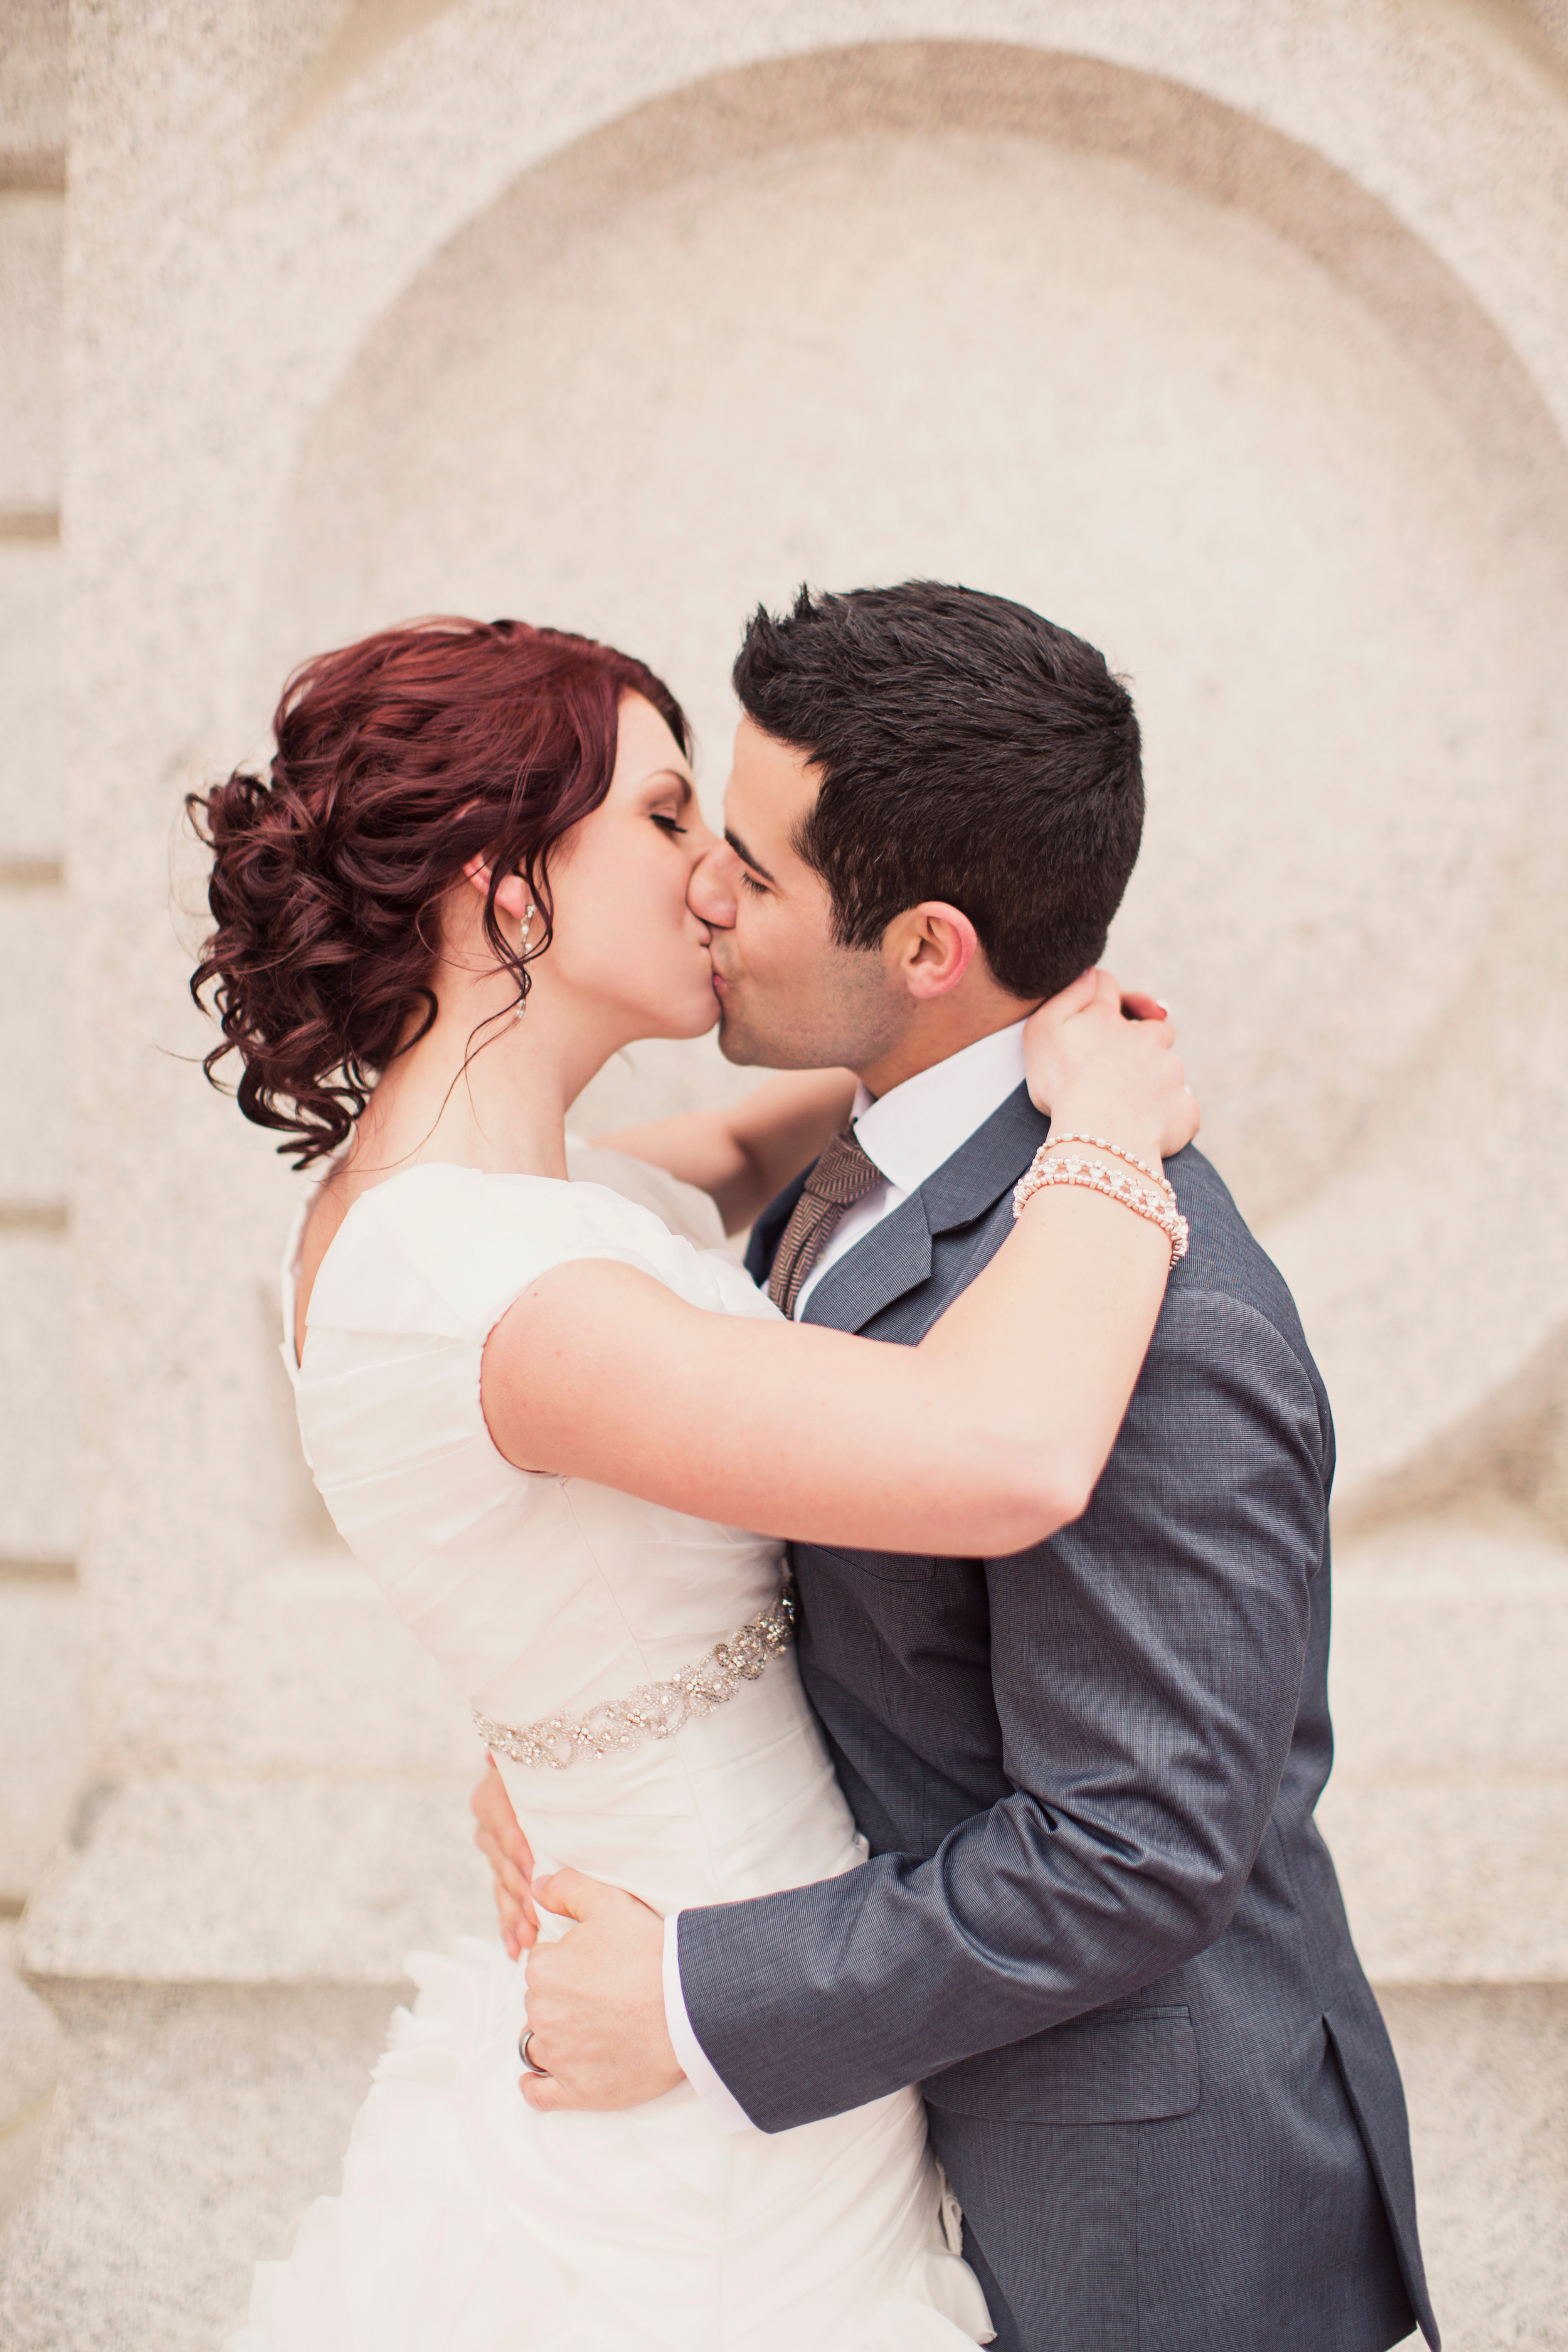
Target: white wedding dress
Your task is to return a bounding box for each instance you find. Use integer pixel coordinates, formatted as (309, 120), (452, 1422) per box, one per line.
(231, 1149), (991, 2351)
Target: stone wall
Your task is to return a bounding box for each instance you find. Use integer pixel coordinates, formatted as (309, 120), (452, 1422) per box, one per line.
(0, 0), (79, 2253)
(1, 4), (1565, 2344)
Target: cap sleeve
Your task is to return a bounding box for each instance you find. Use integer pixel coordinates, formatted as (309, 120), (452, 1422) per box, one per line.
(563, 1135), (726, 1251)
(305, 1163), (696, 1347)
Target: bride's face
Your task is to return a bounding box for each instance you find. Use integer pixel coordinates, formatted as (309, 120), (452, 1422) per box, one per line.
(537, 692), (721, 1044)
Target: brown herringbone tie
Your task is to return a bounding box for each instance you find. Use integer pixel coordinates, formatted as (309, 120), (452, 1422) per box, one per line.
(768, 1125), (884, 1318)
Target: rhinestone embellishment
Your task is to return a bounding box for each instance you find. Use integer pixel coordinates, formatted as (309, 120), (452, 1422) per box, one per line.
(471, 1584), (799, 1771)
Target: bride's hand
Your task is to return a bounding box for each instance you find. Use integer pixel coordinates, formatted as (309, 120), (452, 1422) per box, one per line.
(1023, 969), (1200, 1163)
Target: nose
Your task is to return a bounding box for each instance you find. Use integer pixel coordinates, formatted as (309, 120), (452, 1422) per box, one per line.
(687, 837), (741, 928)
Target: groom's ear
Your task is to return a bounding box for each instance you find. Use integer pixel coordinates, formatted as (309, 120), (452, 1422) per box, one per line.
(884, 901), (980, 1002)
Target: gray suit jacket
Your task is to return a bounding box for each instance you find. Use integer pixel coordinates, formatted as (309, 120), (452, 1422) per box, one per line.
(678, 1086), (1436, 2352)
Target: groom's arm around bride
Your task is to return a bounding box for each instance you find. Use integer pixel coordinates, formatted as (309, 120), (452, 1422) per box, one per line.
(714, 1135), (1434, 2352)
(505, 1136), (1436, 2352)
(484, 581), (1437, 2352)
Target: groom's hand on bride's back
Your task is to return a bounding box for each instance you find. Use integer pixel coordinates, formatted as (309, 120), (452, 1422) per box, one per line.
(471, 1766), (683, 2120)
(519, 1868), (683, 2113)
(470, 1757), (538, 1957)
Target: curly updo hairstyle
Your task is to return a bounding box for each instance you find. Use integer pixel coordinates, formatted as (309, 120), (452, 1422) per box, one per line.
(188, 616), (691, 1168)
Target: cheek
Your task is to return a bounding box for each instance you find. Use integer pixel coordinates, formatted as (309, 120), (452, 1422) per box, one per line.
(548, 850), (642, 975)
(752, 913), (824, 998)
(558, 830), (706, 1000)
(735, 898), (785, 975)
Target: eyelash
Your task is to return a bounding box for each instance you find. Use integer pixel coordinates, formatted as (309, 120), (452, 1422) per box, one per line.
(739, 872), (768, 896)
(651, 815), (687, 836)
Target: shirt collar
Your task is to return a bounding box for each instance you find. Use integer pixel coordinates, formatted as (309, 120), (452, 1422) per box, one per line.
(850, 1019), (1029, 1197)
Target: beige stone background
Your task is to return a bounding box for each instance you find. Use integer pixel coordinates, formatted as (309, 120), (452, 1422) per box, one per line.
(2, 0), (1567, 2344)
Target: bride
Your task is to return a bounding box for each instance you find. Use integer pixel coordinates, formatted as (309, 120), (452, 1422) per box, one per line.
(190, 614), (1196, 2350)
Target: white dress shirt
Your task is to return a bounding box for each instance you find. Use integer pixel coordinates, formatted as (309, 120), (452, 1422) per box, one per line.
(663, 1019), (1030, 2132)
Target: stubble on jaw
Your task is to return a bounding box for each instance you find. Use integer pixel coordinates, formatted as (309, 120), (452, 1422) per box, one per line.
(714, 999), (817, 1070)
(712, 946), (906, 1076)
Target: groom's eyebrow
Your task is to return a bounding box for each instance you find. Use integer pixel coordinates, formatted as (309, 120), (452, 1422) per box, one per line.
(724, 827), (777, 884)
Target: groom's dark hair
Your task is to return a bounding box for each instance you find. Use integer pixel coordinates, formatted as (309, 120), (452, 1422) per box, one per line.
(732, 582), (1143, 1000)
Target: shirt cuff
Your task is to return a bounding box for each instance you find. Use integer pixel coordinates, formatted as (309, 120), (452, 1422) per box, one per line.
(662, 1910), (755, 2136)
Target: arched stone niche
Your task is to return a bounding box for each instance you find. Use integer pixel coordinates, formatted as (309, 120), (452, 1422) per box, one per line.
(258, 40), (1568, 1505)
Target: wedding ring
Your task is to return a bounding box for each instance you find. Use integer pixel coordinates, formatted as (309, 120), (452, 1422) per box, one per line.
(519, 2029), (550, 2077)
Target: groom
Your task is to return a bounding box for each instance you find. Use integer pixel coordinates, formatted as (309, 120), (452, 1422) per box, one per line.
(473, 583), (1436, 2352)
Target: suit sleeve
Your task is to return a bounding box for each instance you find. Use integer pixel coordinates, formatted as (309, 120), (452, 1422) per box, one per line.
(675, 1288), (1327, 2132)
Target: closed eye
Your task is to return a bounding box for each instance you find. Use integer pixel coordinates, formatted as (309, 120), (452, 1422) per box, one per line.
(739, 869), (768, 895)
(651, 814), (689, 836)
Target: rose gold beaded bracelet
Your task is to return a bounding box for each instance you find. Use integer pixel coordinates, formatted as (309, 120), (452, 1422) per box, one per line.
(1042, 1131), (1175, 1201)
(1012, 1147), (1190, 1266)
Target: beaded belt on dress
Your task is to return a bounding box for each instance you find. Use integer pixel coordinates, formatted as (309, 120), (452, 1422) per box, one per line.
(470, 1582), (798, 1771)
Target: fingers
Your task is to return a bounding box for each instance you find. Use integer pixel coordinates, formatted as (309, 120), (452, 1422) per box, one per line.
(472, 1759), (539, 1954)
(531, 1866), (656, 1925)
(474, 1820), (529, 1902)
(516, 2018), (577, 2111)
(472, 1757), (531, 1860)
(1092, 973), (1176, 1050)
(470, 1759), (512, 1850)
(497, 1880), (538, 1957)
(1052, 968), (1142, 1032)
(1044, 969), (1174, 1028)
(1155, 1049), (1202, 1157)
(519, 2065), (571, 2112)
(1033, 967), (1098, 1023)
(1159, 1073), (1202, 1157)
(532, 1866), (598, 1922)
(1024, 958), (1199, 1142)
(473, 1839), (536, 1947)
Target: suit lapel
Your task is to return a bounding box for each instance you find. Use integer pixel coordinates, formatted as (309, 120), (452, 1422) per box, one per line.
(917, 1081), (1049, 1236)
(800, 1186), (933, 1333)
(801, 1082), (1049, 1335)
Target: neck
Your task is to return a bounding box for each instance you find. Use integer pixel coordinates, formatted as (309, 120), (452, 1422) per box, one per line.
(854, 993), (1036, 1101)
(347, 962), (618, 1183)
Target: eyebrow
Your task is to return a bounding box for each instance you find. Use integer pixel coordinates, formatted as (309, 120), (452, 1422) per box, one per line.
(724, 825), (777, 885)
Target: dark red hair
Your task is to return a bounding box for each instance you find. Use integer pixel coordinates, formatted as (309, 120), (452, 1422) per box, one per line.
(188, 616), (691, 1167)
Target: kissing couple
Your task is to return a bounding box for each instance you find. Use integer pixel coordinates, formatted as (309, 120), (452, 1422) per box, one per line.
(195, 582), (1436, 2351)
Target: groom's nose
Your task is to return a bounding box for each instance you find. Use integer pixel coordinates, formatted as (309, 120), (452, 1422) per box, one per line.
(687, 838), (741, 928)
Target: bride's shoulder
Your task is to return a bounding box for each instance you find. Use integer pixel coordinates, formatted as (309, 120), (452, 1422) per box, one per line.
(307, 1161), (753, 1342)
(564, 1136), (726, 1253)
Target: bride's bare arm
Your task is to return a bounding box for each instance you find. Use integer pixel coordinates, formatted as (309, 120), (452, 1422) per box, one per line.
(590, 1069), (856, 1234)
(484, 975), (1197, 1557)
